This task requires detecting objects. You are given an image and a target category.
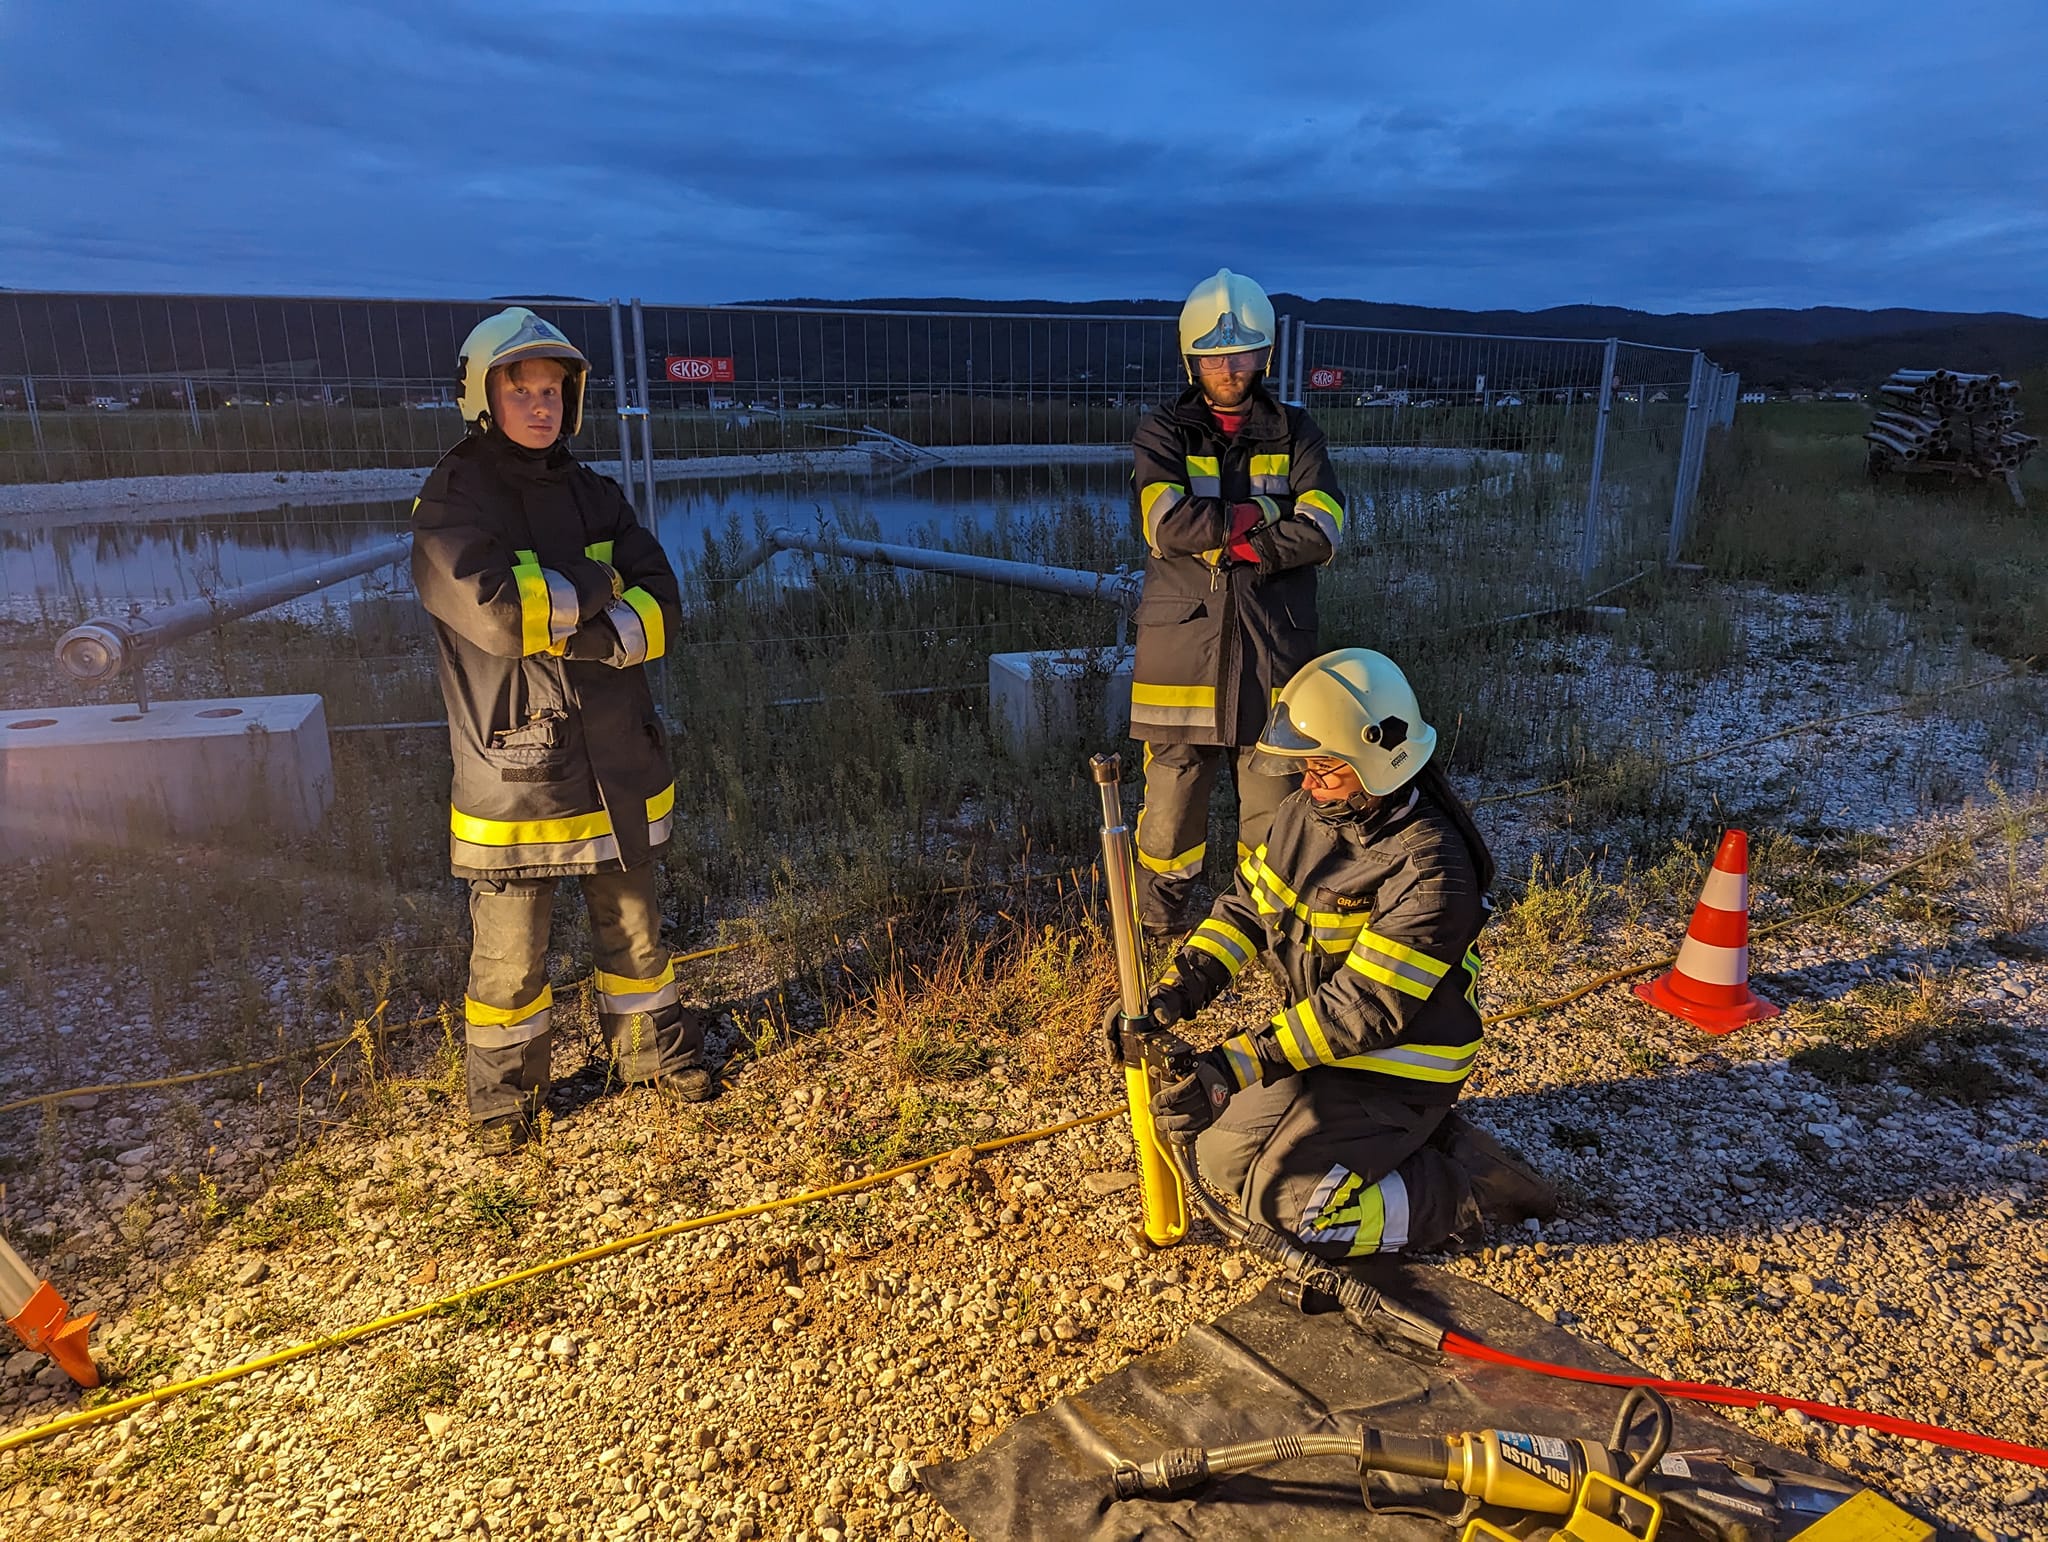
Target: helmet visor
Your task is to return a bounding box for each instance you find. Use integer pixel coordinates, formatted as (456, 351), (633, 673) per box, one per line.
(1248, 698), (1330, 778)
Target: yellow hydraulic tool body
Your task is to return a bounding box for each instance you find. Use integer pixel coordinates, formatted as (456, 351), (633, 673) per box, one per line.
(1091, 752), (1188, 1248)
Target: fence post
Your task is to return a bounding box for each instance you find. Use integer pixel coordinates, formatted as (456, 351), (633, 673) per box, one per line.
(1276, 314), (1291, 404)
(1576, 337), (1620, 580)
(183, 377), (202, 443)
(630, 299), (655, 514)
(23, 377), (48, 478)
(1667, 352), (1707, 563)
(1292, 318), (1308, 405)
(607, 299), (636, 501)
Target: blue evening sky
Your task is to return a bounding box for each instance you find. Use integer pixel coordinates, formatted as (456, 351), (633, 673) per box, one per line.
(2, 0), (2042, 313)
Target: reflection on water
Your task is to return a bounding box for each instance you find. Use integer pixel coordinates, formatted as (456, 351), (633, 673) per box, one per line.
(0, 461), (1132, 615)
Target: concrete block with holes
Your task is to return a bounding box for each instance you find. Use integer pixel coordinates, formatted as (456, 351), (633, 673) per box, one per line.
(988, 646), (1135, 758)
(0, 696), (333, 855)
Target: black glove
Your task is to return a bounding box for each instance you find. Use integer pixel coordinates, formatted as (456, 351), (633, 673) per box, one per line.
(1146, 979), (1197, 1029)
(1101, 1000), (1133, 1066)
(1150, 1049), (1234, 1143)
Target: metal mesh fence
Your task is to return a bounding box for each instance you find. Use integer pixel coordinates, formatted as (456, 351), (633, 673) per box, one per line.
(1, 290), (1736, 696)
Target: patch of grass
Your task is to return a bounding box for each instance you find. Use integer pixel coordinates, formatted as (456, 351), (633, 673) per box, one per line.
(1487, 855), (1611, 975)
(1661, 1263), (1755, 1306)
(460, 1178), (536, 1239)
(835, 900), (1115, 1091)
(367, 1351), (464, 1420)
(236, 1183), (343, 1249)
(433, 1274), (562, 1332)
(1789, 974), (2017, 1105)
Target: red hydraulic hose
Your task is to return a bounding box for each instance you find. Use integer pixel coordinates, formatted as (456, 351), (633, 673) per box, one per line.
(1440, 1332), (2048, 1471)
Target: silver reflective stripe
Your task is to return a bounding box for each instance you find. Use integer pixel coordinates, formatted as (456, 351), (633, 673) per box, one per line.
(451, 833), (622, 872)
(465, 1007), (552, 1050)
(1188, 476), (1222, 498)
(1346, 1042), (1481, 1077)
(598, 980), (679, 1016)
(1301, 506), (1340, 547)
(648, 812), (673, 847)
(1349, 940), (1443, 995)
(1378, 1169), (1411, 1252)
(1251, 474), (1291, 495)
(604, 596), (649, 666)
(542, 568), (580, 646)
(1129, 703), (1219, 729)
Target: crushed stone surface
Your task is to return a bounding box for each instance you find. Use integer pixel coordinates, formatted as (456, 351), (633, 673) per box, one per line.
(1, 587), (2045, 1542)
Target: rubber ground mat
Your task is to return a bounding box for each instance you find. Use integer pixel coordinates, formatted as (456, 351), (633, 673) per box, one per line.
(923, 1261), (1858, 1541)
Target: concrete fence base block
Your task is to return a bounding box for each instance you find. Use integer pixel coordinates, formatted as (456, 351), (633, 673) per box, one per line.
(0, 696), (334, 856)
(988, 646), (1134, 758)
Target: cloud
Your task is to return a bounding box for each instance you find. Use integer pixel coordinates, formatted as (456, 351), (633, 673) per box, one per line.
(1, 0), (2043, 313)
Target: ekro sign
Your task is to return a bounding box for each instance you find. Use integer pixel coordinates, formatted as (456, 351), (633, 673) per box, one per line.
(665, 356), (736, 383)
(1308, 367), (1344, 389)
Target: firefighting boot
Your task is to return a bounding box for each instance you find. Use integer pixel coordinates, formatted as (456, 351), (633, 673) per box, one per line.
(611, 1003), (713, 1103)
(1430, 1110), (1558, 1230)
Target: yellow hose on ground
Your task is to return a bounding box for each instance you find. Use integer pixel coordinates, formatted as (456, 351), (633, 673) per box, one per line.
(0, 1108), (1119, 1456)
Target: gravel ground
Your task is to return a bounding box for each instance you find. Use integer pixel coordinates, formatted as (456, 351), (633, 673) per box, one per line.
(1, 593), (2044, 1542)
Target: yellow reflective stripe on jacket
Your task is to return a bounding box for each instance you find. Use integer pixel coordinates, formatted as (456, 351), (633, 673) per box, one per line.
(451, 805), (614, 847)
(623, 586), (665, 661)
(1189, 917), (1256, 975)
(465, 984), (554, 1027)
(1184, 454), (1221, 497)
(585, 540), (615, 563)
(1463, 946), (1481, 1006)
(1297, 488), (1344, 546)
(1218, 1032), (1262, 1091)
(647, 784), (676, 821)
(1271, 996), (1336, 1071)
(1130, 681), (1219, 727)
(1139, 481), (1184, 553)
(1346, 927), (1452, 1000)
(510, 549), (554, 657)
(1250, 455), (1292, 499)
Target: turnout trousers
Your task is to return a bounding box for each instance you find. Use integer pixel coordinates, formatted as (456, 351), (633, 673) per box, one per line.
(1135, 741), (1295, 935)
(1194, 1070), (1475, 1261)
(463, 862), (704, 1123)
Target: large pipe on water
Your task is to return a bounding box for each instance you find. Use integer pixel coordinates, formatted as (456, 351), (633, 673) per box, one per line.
(55, 536), (413, 686)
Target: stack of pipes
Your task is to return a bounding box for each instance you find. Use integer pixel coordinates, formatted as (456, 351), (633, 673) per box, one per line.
(1865, 369), (2038, 472)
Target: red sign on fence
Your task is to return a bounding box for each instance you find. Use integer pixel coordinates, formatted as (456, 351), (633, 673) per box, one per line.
(665, 356), (736, 383)
(1308, 367), (1345, 390)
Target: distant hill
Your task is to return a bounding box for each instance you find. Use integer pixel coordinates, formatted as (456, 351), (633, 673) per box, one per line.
(761, 296), (2048, 392)
(3, 288), (2043, 395)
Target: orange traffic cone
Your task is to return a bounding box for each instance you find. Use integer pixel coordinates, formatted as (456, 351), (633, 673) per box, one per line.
(1, 1234), (98, 1388)
(1633, 829), (1780, 1035)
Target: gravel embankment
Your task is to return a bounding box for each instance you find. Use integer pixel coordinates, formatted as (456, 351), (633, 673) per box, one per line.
(0, 602), (2043, 1541)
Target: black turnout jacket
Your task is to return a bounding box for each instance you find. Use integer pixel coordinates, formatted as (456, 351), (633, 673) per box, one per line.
(411, 431), (682, 879)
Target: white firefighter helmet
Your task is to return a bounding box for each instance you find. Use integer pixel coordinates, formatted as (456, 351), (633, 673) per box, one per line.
(456, 307), (590, 437)
(1178, 268), (1276, 381)
(1250, 647), (1438, 796)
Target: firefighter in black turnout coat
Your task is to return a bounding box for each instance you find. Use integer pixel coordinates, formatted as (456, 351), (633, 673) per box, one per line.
(1129, 269), (1348, 937)
(1130, 649), (1557, 1259)
(411, 307), (709, 1154)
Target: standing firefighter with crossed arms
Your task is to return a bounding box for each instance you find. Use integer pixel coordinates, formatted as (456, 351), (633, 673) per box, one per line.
(412, 307), (711, 1156)
(1125, 648), (1557, 1258)
(1129, 269), (1349, 940)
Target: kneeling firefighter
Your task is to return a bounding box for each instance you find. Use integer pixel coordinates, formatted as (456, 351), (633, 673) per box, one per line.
(1113, 648), (1555, 1258)
(412, 307), (710, 1154)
